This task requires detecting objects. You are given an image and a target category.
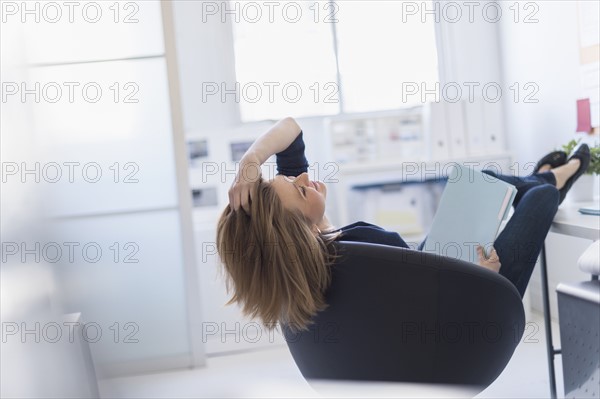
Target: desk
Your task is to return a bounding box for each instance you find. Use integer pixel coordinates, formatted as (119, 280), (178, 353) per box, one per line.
(540, 201), (600, 398)
(551, 201), (600, 240)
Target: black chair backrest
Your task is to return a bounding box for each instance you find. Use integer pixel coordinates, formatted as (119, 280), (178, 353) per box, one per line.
(284, 241), (525, 387)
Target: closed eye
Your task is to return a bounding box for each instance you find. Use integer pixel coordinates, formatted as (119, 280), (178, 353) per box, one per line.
(293, 184), (306, 198)
(281, 175), (306, 198)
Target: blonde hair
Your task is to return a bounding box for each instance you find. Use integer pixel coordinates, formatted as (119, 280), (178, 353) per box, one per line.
(216, 177), (338, 332)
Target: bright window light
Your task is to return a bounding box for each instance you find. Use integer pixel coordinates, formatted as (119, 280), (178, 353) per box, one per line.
(231, 1), (340, 121)
(231, 1), (439, 120)
(335, 1), (439, 113)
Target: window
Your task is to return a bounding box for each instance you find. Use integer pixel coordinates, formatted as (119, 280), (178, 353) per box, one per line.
(231, 1), (439, 121)
(335, 1), (439, 113)
(231, 1), (340, 121)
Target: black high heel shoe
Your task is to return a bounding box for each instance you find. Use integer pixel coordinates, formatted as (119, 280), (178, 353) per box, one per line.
(532, 150), (567, 174)
(559, 143), (591, 204)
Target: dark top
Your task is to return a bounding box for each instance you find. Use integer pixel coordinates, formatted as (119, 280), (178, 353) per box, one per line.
(275, 132), (409, 249)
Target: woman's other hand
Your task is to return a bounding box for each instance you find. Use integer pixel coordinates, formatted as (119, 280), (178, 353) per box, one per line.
(477, 245), (501, 273)
(229, 152), (261, 214)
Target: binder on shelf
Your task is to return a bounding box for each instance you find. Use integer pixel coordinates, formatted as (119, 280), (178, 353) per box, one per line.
(422, 164), (517, 264)
(428, 102), (451, 160)
(464, 99), (486, 156)
(482, 101), (506, 154)
(445, 101), (468, 158)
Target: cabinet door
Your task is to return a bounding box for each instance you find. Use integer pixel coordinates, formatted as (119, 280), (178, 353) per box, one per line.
(3, 1), (204, 376)
(28, 58), (177, 217)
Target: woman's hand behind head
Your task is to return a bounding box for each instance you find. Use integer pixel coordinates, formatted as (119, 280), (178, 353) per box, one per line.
(228, 153), (262, 214)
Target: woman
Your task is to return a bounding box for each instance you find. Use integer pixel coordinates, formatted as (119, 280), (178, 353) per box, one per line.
(217, 117), (590, 331)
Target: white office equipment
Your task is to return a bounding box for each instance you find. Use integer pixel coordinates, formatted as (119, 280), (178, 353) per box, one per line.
(578, 240), (600, 275)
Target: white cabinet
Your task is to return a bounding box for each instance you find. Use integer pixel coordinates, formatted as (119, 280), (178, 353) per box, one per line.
(4, 1), (204, 377)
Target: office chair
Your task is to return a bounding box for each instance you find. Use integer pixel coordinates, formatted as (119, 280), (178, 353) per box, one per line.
(283, 241), (525, 388)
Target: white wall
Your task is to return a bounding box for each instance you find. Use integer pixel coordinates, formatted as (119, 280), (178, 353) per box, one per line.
(498, 1), (586, 168)
(172, 0), (240, 132)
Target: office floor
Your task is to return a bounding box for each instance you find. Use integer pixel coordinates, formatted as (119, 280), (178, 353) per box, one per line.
(99, 311), (564, 398)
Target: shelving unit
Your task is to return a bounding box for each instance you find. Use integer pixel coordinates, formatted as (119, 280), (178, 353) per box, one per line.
(323, 100), (512, 232)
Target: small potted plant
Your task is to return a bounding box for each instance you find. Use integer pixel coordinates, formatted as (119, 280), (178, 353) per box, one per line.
(561, 139), (600, 201)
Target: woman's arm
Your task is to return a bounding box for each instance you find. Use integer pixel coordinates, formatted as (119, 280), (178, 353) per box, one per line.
(229, 117), (302, 212)
(241, 117), (302, 166)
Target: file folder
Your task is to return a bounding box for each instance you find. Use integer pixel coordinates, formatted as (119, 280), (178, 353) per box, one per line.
(422, 164), (517, 264)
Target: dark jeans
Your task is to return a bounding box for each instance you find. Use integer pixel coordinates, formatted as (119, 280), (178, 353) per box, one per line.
(481, 170), (559, 297)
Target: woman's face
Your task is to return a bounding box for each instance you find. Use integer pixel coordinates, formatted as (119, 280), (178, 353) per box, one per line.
(270, 172), (327, 226)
